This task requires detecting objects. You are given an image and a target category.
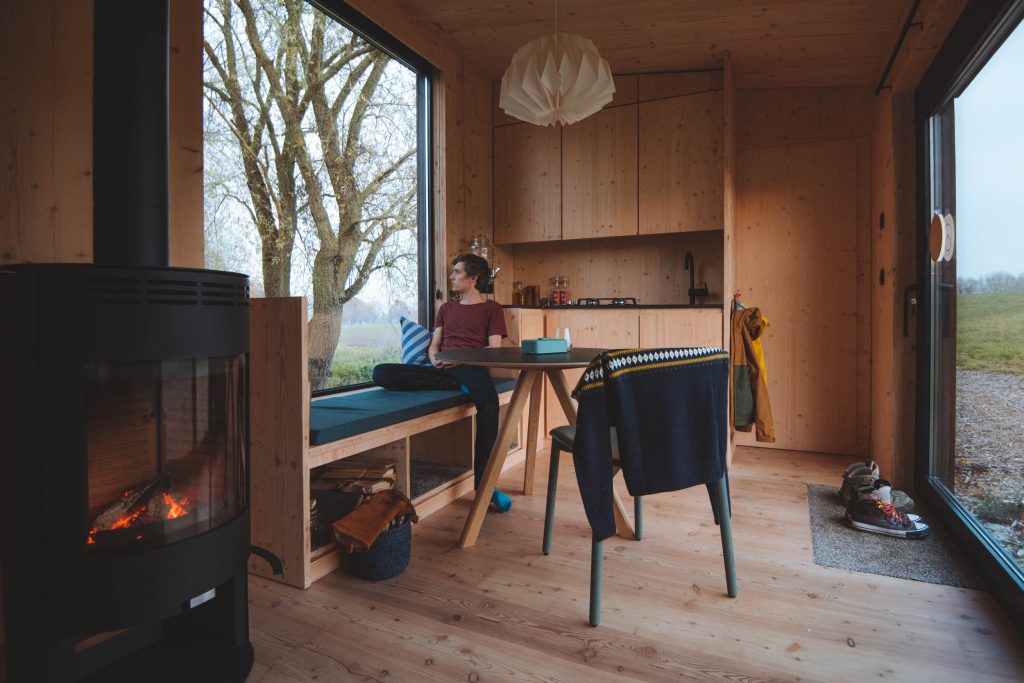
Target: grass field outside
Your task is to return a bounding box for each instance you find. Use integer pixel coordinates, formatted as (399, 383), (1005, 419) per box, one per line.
(325, 322), (402, 387)
(956, 289), (1024, 375)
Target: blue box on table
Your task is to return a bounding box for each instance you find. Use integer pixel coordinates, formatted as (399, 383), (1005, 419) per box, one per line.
(521, 338), (568, 354)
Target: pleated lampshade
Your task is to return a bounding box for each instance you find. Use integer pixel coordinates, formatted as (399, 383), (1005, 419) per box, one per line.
(499, 33), (616, 126)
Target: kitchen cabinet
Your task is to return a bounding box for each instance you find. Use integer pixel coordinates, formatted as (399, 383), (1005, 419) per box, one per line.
(493, 70), (723, 245)
(493, 123), (561, 244)
(639, 89), (723, 234)
(638, 309), (723, 348)
(561, 104), (638, 239)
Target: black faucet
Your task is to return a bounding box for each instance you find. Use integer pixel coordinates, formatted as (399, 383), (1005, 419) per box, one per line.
(684, 251), (709, 305)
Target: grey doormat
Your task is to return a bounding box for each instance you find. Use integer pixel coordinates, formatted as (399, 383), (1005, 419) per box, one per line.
(806, 484), (987, 589)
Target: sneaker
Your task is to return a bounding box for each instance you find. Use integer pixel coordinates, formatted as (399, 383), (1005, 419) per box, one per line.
(839, 460), (880, 506)
(847, 483), (922, 523)
(839, 460), (915, 512)
(888, 485), (915, 513)
(846, 482), (930, 539)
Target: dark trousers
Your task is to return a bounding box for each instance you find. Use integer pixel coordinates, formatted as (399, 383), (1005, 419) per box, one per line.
(372, 363), (500, 490)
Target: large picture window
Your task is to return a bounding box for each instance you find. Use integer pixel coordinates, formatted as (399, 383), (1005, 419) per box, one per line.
(202, 0), (431, 393)
(917, 0), (1024, 631)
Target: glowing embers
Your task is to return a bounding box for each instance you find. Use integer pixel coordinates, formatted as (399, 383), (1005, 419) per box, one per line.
(87, 473), (192, 548)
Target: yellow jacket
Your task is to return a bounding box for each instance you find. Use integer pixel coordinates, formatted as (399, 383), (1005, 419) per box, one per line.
(730, 307), (775, 442)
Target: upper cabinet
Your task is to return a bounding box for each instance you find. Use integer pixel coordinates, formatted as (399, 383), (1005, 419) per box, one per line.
(493, 123), (561, 244)
(639, 90), (723, 234)
(561, 104), (638, 239)
(493, 69), (723, 245)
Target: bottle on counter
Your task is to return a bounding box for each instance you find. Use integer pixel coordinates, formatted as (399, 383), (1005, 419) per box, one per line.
(550, 275), (570, 305)
(512, 281), (524, 305)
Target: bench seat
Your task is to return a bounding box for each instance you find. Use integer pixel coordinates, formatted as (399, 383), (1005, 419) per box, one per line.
(310, 378), (517, 446)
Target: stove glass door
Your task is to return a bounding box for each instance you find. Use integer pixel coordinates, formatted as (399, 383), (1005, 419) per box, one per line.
(85, 356), (247, 553)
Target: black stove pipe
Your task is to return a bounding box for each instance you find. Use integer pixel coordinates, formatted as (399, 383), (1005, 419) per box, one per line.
(93, 0), (170, 267)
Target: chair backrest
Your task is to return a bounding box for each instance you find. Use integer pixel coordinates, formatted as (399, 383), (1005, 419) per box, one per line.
(571, 347), (729, 540)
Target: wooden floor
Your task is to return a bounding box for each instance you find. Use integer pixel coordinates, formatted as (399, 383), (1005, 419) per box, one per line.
(246, 446), (1024, 682)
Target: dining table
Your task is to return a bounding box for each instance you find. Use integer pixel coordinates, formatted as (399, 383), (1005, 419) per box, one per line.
(435, 346), (637, 548)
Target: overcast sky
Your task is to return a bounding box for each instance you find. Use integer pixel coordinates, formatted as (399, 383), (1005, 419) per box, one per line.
(954, 19), (1024, 279)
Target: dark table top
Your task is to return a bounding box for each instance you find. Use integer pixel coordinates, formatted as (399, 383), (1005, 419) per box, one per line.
(435, 347), (604, 370)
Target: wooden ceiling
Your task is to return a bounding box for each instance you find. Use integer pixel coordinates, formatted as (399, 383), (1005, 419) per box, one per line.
(393, 0), (914, 88)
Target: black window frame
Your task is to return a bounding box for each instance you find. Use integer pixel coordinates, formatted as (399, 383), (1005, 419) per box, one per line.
(307, 0), (435, 397)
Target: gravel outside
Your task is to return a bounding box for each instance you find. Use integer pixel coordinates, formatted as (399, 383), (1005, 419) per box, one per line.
(955, 368), (1024, 571)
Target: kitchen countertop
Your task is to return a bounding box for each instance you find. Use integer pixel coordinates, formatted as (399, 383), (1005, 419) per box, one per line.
(502, 303), (723, 310)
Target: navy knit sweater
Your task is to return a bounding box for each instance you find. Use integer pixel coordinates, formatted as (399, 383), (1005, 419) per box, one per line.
(571, 348), (730, 541)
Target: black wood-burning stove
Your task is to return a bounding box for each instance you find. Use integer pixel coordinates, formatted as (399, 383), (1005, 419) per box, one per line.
(0, 265), (252, 683)
(0, 2), (253, 681)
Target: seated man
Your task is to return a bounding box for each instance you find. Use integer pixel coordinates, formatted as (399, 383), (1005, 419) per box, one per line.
(372, 253), (512, 512)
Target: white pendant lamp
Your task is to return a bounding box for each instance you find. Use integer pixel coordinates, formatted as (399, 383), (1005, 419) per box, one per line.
(499, 5), (615, 127)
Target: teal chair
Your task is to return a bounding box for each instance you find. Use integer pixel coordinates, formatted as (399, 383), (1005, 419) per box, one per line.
(542, 423), (737, 626)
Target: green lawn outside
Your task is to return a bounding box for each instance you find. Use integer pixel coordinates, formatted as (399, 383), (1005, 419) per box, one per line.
(957, 290), (1024, 375)
(326, 322), (402, 386)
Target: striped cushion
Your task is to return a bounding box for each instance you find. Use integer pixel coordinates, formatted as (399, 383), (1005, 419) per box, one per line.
(399, 316), (432, 366)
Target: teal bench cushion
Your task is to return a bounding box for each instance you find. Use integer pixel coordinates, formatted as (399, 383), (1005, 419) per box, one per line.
(309, 377), (517, 446)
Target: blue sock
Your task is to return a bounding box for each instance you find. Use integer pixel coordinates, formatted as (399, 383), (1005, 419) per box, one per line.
(490, 489), (512, 513)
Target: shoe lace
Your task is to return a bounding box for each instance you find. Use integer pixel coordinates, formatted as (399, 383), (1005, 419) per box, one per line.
(874, 499), (908, 524)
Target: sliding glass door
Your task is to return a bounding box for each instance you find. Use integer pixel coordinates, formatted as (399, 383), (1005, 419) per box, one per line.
(917, 1), (1024, 627)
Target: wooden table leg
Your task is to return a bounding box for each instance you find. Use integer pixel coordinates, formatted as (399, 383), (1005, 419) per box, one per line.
(548, 369), (636, 540)
(459, 369), (538, 549)
(546, 369), (577, 422)
(522, 372), (544, 495)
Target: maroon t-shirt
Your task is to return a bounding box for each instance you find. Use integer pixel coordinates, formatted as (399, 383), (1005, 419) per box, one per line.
(434, 300), (507, 352)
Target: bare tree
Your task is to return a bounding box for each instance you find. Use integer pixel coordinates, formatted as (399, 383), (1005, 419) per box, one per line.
(203, 0), (417, 389)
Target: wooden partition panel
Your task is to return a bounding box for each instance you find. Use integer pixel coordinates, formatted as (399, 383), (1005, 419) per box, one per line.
(248, 297), (309, 586)
(735, 87), (872, 456)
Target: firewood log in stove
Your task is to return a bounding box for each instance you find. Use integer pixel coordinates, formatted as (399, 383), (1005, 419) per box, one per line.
(91, 473), (171, 529)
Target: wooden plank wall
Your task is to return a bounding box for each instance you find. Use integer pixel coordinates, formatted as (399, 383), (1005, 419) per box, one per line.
(870, 90), (897, 480)
(511, 231), (724, 305)
(248, 298), (310, 587)
(0, 0), (93, 264)
(871, 0), (966, 485)
(168, 0), (204, 268)
(734, 86), (872, 456)
(0, 0), (204, 267)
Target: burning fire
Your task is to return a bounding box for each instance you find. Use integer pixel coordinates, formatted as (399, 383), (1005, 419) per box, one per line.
(162, 492), (189, 519)
(87, 490), (191, 545)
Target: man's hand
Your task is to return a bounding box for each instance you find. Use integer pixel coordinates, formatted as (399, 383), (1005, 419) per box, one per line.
(431, 353), (457, 369)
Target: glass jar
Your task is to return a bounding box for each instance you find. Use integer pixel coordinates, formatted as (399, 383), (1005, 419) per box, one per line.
(513, 281), (524, 305)
(469, 233), (491, 266)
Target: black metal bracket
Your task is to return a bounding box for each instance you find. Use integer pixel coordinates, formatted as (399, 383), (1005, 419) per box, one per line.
(250, 545), (284, 576)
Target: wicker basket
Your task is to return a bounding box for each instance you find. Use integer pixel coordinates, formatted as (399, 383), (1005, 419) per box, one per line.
(345, 519), (412, 581)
